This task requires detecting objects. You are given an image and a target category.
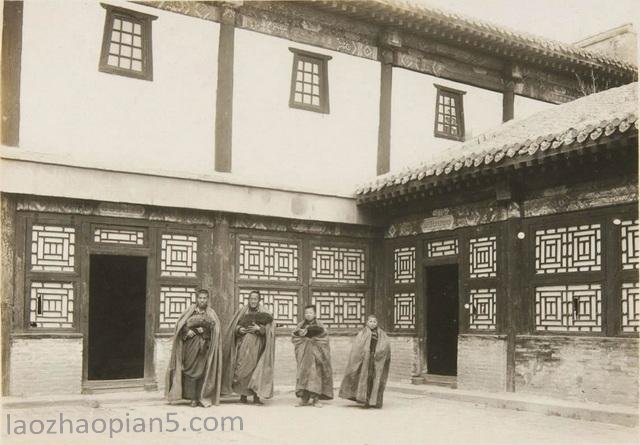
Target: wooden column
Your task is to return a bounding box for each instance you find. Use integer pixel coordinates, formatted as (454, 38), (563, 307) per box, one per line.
(377, 49), (393, 175)
(0, 195), (16, 395)
(1, 0), (23, 147)
(214, 7), (236, 173)
(211, 216), (235, 325)
(502, 83), (515, 123)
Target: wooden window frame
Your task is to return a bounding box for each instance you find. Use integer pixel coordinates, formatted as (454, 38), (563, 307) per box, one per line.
(288, 48), (331, 114)
(98, 4), (157, 81)
(434, 84), (466, 142)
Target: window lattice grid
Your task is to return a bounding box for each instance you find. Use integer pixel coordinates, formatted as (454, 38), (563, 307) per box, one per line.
(469, 236), (497, 278)
(30, 224), (76, 272)
(239, 288), (298, 328)
(29, 281), (74, 328)
(393, 246), (415, 284)
(106, 14), (144, 72)
(468, 288), (496, 330)
(435, 90), (463, 138)
(160, 233), (198, 277)
(238, 239), (299, 282)
(535, 224), (602, 274)
(535, 284), (602, 332)
(311, 290), (365, 329)
(393, 292), (415, 330)
(94, 227), (144, 245)
(621, 220), (639, 270)
(426, 238), (459, 258)
(292, 56), (322, 107)
(622, 282), (639, 333)
(159, 286), (197, 329)
(311, 246), (366, 284)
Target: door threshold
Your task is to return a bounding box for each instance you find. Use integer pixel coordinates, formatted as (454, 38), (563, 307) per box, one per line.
(82, 378), (157, 394)
(411, 373), (457, 388)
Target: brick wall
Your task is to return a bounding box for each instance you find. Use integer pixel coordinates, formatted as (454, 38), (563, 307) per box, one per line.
(9, 336), (83, 396)
(457, 334), (508, 392)
(515, 335), (639, 406)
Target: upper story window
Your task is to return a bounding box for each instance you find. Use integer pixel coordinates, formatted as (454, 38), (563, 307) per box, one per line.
(99, 4), (157, 81)
(434, 84), (466, 141)
(289, 48), (331, 114)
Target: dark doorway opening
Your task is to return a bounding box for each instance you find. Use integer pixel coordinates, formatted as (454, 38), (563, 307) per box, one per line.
(89, 255), (147, 380)
(425, 264), (459, 376)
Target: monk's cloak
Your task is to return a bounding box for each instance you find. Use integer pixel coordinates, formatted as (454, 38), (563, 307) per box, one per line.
(339, 327), (391, 407)
(165, 304), (223, 406)
(291, 319), (334, 400)
(221, 303), (275, 399)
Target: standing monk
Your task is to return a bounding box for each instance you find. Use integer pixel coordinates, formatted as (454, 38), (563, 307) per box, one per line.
(166, 289), (223, 407)
(221, 290), (275, 405)
(292, 305), (334, 407)
(339, 315), (390, 408)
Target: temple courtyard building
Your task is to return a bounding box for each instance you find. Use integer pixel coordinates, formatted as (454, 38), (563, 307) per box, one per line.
(0, 0), (637, 409)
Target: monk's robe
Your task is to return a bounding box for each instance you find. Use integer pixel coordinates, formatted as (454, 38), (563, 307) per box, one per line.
(221, 304), (275, 399)
(165, 304), (223, 406)
(339, 326), (391, 408)
(292, 319), (334, 401)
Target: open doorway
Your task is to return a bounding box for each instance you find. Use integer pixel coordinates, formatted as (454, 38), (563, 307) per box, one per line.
(425, 264), (459, 376)
(89, 255), (147, 380)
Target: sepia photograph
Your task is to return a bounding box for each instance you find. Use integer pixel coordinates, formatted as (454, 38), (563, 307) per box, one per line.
(0, 0), (638, 444)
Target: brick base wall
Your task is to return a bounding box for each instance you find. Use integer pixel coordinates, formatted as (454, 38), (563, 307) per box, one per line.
(154, 335), (173, 391)
(457, 334), (508, 392)
(515, 335), (639, 406)
(9, 336), (83, 396)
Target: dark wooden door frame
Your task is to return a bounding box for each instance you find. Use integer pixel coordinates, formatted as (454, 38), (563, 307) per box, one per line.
(81, 247), (155, 390)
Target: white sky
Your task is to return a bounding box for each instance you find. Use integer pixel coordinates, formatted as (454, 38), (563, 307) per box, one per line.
(416, 0), (639, 43)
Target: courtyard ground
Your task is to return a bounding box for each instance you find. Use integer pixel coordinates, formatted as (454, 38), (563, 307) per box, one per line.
(1, 389), (638, 445)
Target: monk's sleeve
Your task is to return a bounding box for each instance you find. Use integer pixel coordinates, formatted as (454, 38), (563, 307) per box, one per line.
(257, 325), (266, 335)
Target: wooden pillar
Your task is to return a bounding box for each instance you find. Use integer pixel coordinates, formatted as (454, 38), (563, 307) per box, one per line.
(377, 49), (393, 175)
(0, 195), (16, 395)
(214, 8), (236, 173)
(502, 82), (515, 123)
(211, 216), (235, 325)
(1, 0), (23, 147)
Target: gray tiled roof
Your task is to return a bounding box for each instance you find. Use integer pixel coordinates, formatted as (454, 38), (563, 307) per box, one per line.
(356, 82), (638, 196)
(369, 0), (637, 73)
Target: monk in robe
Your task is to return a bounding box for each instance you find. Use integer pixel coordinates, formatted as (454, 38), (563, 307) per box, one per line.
(221, 290), (275, 405)
(339, 315), (391, 408)
(292, 305), (334, 407)
(165, 289), (223, 407)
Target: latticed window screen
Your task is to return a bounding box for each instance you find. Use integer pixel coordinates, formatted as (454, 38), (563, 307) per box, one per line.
(311, 290), (365, 329)
(289, 48), (330, 113)
(99, 5), (155, 80)
(311, 246), (366, 284)
(393, 246), (415, 284)
(29, 281), (74, 328)
(621, 282), (639, 333)
(535, 284), (602, 332)
(535, 224), (602, 274)
(393, 292), (415, 330)
(621, 219), (639, 270)
(159, 286), (197, 329)
(468, 288), (496, 330)
(434, 85), (465, 141)
(239, 288), (299, 328)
